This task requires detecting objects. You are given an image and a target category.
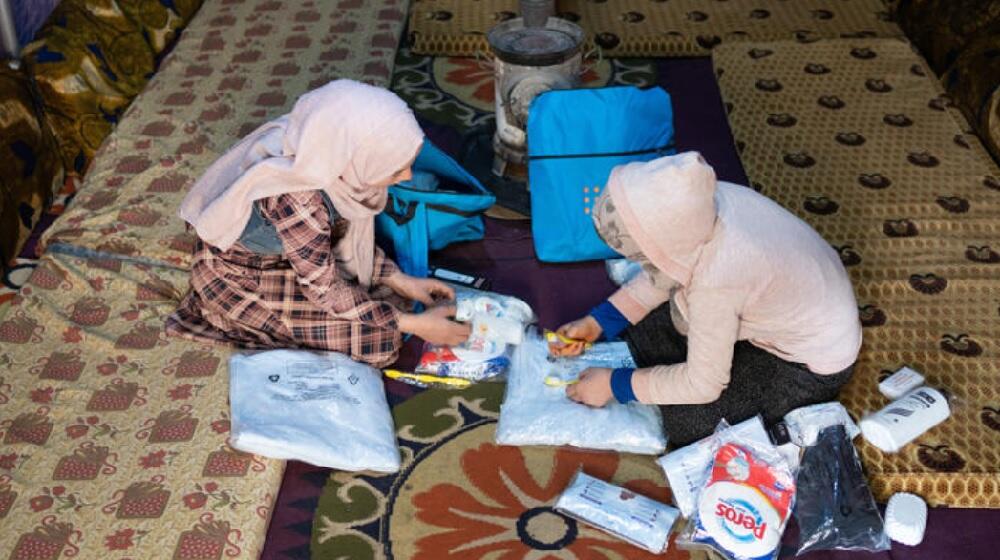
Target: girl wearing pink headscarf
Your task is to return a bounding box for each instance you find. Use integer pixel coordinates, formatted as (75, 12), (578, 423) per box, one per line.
(167, 80), (469, 367)
(550, 152), (861, 445)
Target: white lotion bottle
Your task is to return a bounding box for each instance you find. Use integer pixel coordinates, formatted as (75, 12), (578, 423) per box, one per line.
(860, 387), (951, 453)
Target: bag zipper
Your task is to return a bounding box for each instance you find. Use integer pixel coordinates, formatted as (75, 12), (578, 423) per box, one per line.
(528, 141), (675, 161)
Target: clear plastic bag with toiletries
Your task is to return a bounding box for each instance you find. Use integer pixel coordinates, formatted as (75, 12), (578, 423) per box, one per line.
(495, 330), (666, 454)
(677, 422), (797, 560)
(413, 287), (535, 386)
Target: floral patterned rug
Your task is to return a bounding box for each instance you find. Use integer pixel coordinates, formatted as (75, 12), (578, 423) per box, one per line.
(390, 47), (656, 133)
(309, 383), (693, 560)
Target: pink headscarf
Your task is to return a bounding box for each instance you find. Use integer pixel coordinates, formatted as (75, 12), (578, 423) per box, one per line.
(179, 80), (424, 286)
(595, 151), (718, 286)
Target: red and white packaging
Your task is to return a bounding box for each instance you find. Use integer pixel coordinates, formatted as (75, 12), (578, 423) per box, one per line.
(679, 441), (796, 560)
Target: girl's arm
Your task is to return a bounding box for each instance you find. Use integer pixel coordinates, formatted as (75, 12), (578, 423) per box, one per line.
(630, 287), (743, 405)
(263, 191), (400, 329)
(373, 246), (401, 285)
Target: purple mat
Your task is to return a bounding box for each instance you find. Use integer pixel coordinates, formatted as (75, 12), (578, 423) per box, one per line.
(258, 57), (1000, 559)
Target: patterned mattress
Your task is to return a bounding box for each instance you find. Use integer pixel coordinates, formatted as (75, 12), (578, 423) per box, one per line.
(0, 252), (280, 558)
(1, 0), (409, 557)
(713, 38), (1000, 507)
(407, 0), (902, 58)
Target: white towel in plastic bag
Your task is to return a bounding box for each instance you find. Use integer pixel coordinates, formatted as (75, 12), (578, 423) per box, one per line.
(495, 331), (667, 454)
(229, 350), (401, 472)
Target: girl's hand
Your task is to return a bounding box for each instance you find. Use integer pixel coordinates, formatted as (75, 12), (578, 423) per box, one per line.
(566, 368), (613, 407)
(398, 305), (471, 346)
(386, 273), (455, 306)
(548, 315), (603, 357)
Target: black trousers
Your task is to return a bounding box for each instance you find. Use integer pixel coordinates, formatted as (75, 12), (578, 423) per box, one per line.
(623, 303), (854, 447)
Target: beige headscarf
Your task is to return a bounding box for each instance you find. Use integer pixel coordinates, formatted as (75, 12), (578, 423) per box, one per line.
(178, 80), (424, 286)
(593, 151), (718, 287)
(593, 192), (673, 289)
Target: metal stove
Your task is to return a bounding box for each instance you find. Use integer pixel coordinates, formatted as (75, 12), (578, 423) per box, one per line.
(487, 1), (585, 180)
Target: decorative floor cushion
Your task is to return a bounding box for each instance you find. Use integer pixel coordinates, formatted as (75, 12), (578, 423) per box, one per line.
(0, 251), (282, 558)
(22, 1), (159, 175)
(117, 0), (206, 56)
(41, 0), (409, 269)
(713, 38), (1000, 507)
(0, 65), (64, 272)
(407, 0), (902, 58)
(893, 0), (1000, 163)
(941, 34), (1000, 164)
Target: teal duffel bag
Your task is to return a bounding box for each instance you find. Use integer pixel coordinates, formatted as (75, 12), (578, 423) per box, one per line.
(376, 141), (495, 277)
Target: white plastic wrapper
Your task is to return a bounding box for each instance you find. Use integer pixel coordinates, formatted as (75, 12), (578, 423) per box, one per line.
(885, 492), (927, 546)
(606, 258), (643, 286)
(555, 471), (680, 554)
(229, 350), (400, 472)
(543, 341), (637, 386)
(656, 417), (771, 517)
(578, 341), (637, 369)
(784, 402), (860, 447)
(775, 442), (801, 472)
(495, 330), (667, 454)
(678, 431), (796, 560)
(878, 366), (925, 400)
(417, 287), (536, 384)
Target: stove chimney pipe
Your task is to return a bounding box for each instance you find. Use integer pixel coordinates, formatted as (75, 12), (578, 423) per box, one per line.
(520, 0), (555, 28)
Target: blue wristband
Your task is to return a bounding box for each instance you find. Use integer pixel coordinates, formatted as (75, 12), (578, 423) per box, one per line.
(589, 300), (630, 341)
(610, 368), (637, 403)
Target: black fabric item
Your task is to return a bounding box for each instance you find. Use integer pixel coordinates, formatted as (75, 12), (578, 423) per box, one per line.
(623, 303), (854, 446)
(794, 425), (890, 554)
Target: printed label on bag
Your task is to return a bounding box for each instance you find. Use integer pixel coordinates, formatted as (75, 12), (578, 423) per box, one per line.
(269, 362), (361, 405)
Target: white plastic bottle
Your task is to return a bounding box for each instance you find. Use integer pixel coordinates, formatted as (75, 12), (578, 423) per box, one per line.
(860, 387), (950, 453)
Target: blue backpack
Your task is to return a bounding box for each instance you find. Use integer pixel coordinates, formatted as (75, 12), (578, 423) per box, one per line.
(376, 141), (495, 277)
(527, 86), (675, 262)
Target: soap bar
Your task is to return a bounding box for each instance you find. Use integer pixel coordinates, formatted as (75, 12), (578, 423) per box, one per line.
(555, 471), (679, 553)
(885, 493), (927, 546)
(879, 366), (925, 400)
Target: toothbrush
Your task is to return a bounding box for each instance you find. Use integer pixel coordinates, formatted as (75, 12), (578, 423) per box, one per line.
(543, 375), (580, 387)
(383, 369), (472, 388)
(545, 330), (594, 350)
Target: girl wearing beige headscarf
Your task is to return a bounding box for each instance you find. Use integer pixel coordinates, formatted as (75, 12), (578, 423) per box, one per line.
(167, 80), (469, 367)
(550, 152), (860, 445)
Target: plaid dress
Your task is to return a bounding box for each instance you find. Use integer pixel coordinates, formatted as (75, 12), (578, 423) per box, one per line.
(166, 190), (407, 367)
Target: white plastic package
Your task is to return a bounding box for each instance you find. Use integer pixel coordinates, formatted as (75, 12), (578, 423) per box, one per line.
(879, 366), (925, 400)
(495, 330), (667, 454)
(577, 341), (637, 369)
(784, 401), (860, 447)
(860, 386), (951, 453)
(229, 350), (401, 472)
(678, 430), (796, 560)
(606, 258), (643, 286)
(656, 417), (771, 517)
(555, 470), (680, 554)
(416, 287), (536, 384)
(885, 492), (927, 546)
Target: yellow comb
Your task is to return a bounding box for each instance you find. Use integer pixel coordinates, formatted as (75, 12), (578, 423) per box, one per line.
(543, 375), (579, 387)
(384, 369), (472, 388)
(545, 330), (594, 349)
